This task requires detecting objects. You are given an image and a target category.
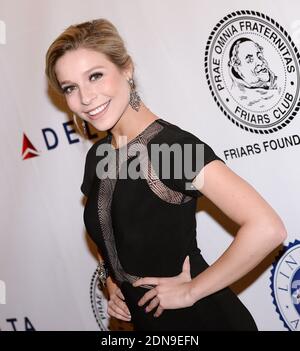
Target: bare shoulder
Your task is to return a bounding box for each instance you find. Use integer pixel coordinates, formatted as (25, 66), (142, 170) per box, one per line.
(192, 160), (285, 229)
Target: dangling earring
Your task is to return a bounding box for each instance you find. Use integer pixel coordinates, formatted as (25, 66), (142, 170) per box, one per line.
(128, 78), (141, 111)
(81, 120), (87, 135)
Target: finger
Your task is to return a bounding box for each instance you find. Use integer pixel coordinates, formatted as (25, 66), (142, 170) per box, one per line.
(115, 288), (125, 301)
(108, 306), (130, 321)
(108, 300), (131, 319)
(153, 306), (164, 318)
(138, 288), (157, 307)
(114, 296), (131, 316)
(145, 296), (160, 313)
(182, 255), (190, 272)
(107, 305), (131, 322)
(132, 277), (159, 287)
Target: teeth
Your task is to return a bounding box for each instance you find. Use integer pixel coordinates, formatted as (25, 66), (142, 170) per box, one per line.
(88, 101), (110, 116)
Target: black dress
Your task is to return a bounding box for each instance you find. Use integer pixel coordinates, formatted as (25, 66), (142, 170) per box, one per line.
(81, 118), (258, 331)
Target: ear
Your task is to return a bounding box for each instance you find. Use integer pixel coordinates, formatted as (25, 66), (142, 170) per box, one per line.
(122, 62), (134, 80)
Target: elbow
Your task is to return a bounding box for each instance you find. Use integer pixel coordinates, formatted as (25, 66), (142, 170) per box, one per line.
(279, 225), (288, 242)
(274, 226), (287, 245)
(266, 222), (288, 248)
(253, 210), (288, 247)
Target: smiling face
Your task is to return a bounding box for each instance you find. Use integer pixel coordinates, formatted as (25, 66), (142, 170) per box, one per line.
(54, 47), (132, 131)
(235, 41), (270, 85)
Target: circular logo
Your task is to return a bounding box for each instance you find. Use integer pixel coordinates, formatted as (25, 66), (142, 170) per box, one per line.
(205, 10), (300, 134)
(90, 266), (134, 331)
(270, 240), (300, 331)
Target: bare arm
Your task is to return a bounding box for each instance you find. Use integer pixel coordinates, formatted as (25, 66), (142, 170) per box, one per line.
(132, 159), (287, 317)
(189, 160), (287, 302)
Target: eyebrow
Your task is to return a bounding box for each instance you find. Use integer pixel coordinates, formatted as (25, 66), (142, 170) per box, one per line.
(59, 65), (105, 86)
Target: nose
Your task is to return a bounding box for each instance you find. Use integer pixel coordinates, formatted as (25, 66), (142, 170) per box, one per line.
(80, 88), (97, 105)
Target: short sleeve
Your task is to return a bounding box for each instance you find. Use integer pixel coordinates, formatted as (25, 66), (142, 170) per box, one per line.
(153, 132), (225, 198)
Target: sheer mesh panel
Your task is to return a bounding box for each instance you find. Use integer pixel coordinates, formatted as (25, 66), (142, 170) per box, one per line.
(97, 120), (192, 287)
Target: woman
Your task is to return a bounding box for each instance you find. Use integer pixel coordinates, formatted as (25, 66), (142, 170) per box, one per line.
(45, 19), (287, 331)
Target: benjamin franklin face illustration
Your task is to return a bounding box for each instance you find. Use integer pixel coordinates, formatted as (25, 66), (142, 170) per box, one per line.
(229, 38), (275, 89)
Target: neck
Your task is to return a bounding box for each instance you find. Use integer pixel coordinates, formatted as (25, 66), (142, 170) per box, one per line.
(108, 102), (159, 149)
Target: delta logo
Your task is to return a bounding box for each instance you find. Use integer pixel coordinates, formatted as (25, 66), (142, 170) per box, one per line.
(21, 121), (98, 160)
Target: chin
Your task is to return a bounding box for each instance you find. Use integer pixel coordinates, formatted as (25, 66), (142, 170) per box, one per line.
(91, 117), (117, 133)
(90, 122), (110, 133)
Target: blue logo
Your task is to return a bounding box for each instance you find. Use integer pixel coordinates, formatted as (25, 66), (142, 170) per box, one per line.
(270, 240), (300, 331)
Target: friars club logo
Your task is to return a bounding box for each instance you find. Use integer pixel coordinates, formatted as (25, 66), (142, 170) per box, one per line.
(270, 240), (300, 331)
(205, 10), (300, 134)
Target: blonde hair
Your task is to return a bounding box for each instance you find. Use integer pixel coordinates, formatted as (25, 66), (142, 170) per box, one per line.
(45, 18), (134, 95)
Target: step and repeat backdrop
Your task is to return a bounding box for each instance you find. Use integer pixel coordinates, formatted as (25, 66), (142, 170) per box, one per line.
(0, 0), (299, 331)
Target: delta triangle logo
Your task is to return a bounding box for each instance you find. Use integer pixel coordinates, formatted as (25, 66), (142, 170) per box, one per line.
(22, 133), (40, 160)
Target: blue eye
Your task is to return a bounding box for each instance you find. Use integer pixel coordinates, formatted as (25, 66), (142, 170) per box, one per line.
(90, 72), (103, 81)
